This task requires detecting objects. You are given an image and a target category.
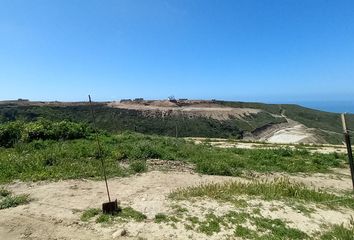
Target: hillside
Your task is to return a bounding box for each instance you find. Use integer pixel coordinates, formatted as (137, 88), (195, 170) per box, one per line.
(1, 102), (354, 240)
(0, 99), (352, 144)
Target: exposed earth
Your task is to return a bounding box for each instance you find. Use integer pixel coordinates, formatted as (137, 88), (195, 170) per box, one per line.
(1, 167), (353, 240)
(109, 100), (328, 144)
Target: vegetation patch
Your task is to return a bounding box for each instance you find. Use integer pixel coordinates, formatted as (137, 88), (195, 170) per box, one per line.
(129, 160), (147, 173)
(154, 213), (179, 223)
(80, 207), (147, 224)
(119, 207), (147, 221)
(320, 219), (354, 240)
(0, 127), (348, 183)
(154, 213), (170, 223)
(234, 225), (257, 238)
(170, 204), (189, 216)
(0, 119), (92, 148)
(197, 213), (222, 235)
(157, 206), (308, 239)
(80, 208), (101, 221)
(169, 178), (354, 210)
(0, 188), (11, 197)
(0, 189), (30, 209)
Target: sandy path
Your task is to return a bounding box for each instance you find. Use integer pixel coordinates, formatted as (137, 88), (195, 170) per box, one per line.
(1, 170), (353, 239)
(0, 172), (234, 240)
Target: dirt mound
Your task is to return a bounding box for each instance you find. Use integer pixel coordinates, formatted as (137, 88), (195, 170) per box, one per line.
(108, 100), (261, 121)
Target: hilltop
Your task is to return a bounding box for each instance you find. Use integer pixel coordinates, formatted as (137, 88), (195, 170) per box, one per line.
(0, 99), (352, 144)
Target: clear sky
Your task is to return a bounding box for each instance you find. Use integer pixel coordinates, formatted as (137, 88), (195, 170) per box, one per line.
(0, 0), (353, 103)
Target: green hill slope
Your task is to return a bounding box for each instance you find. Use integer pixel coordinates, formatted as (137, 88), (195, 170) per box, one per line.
(0, 100), (352, 144)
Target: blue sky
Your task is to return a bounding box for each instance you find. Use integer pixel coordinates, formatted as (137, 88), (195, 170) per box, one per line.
(0, 0), (353, 104)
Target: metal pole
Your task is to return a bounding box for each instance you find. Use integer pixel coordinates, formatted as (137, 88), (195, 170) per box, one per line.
(88, 95), (111, 202)
(341, 113), (354, 190)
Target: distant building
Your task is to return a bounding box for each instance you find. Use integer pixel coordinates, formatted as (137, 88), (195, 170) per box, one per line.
(178, 98), (188, 101)
(168, 96), (177, 103)
(17, 98), (29, 102)
(134, 98), (144, 102)
(120, 99), (132, 103)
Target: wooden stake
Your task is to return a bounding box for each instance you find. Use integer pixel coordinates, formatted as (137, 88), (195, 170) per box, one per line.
(341, 113), (354, 190)
(88, 95), (111, 202)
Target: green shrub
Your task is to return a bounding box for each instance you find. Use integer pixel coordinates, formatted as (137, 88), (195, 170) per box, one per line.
(0, 121), (24, 147)
(0, 119), (92, 148)
(23, 119), (91, 142)
(128, 141), (162, 159)
(129, 160), (147, 173)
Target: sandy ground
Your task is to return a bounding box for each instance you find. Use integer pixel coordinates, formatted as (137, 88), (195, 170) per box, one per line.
(0, 172), (233, 240)
(252, 117), (322, 144)
(1, 170), (353, 240)
(189, 137), (347, 154)
(265, 124), (315, 143)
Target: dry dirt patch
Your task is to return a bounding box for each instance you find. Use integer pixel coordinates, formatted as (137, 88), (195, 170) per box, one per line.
(0, 171), (353, 239)
(0, 172), (233, 240)
(189, 137), (346, 154)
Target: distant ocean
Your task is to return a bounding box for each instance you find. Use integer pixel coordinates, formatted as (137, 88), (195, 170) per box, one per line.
(294, 101), (354, 114)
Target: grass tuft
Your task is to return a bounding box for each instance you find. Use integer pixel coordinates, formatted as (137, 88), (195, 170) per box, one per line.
(119, 207), (147, 221)
(96, 214), (111, 223)
(80, 208), (100, 221)
(154, 213), (169, 223)
(0, 194), (30, 209)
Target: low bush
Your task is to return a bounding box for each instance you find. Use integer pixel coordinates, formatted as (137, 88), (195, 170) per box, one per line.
(0, 121), (24, 147)
(22, 119), (92, 142)
(0, 119), (92, 148)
